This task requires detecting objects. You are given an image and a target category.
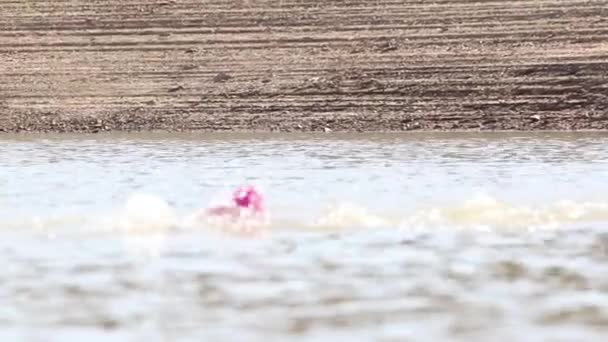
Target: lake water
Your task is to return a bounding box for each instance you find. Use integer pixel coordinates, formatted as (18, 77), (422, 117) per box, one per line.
(2, 132), (608, 341)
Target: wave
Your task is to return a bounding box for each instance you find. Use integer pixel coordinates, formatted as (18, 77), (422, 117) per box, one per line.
(3, 193), (608, 236)
(402, 194), (608, 231)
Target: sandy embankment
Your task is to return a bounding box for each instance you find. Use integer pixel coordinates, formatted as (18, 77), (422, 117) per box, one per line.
(0, 0), (607, 132)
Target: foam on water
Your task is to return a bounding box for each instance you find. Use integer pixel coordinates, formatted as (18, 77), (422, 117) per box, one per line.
(311, 203), (389, 230)
(116, 193), (177, 233)
(5, 193), (608, 237)
(401, 194), (608, 232)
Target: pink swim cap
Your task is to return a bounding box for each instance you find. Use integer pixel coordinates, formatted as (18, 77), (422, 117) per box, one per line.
(232, 185), (264, 212)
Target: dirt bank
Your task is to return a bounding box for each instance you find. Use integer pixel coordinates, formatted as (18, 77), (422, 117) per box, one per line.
(1, 0), (607, 133)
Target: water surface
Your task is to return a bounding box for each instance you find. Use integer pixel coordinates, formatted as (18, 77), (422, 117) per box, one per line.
(2, 132), (608, 341)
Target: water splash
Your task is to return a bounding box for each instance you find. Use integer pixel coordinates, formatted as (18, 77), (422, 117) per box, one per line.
(181, 208), (270, 237)
(401, 194), (608, 232)
(311, 203), (390, 230)
(4, 194), (608, 235)
(115, 193), (177, 233)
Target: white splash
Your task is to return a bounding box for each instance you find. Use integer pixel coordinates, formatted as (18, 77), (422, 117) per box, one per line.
(4, 194), (608, 235)
(311, 203), (390, 230)
(401, 194), (608, 232)
(182, 208), (270, 237)
(115, 193), (177, 233)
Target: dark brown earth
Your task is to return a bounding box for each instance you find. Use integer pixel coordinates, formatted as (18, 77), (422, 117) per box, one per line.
(1, 0), (607, 133)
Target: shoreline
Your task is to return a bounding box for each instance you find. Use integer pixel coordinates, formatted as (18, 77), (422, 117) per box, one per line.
(1, 0), (607, 133)
(3, 130), (608, 141)
(2, 112), (607, 133)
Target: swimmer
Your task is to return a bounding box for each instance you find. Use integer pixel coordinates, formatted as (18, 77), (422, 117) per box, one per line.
(203, 185), (266, 220)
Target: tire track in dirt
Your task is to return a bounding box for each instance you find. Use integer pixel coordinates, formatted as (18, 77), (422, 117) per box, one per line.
(1, 0), (607, 132)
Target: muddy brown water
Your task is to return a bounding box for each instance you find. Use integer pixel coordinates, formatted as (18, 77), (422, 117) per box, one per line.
(1, 0), (607, 132)
(2, 132), (608, 341)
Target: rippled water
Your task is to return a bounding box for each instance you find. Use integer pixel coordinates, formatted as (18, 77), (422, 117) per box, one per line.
(2, 132), (608, 341)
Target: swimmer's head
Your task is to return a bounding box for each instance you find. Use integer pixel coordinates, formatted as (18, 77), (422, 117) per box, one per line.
(232, 185), (264, 212)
